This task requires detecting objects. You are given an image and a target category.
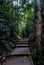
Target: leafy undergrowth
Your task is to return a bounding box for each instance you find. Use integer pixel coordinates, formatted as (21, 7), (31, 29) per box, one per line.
(33, 48), (44, 65)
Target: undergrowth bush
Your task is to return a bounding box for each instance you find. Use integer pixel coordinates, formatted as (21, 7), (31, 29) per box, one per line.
(33, 48), (44, 65)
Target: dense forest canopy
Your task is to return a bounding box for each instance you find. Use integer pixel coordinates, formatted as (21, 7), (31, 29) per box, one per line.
(0, 0), (35, 39)
(0, 0), (44, 49)
(0, 0), (35, 54)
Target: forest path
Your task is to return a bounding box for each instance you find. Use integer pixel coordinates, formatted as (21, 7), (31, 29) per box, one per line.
(5, 38), (34, 65)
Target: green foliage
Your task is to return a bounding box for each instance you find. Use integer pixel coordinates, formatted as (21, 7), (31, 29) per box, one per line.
(40, 0), (44, 33)
(40, 0), (44, 48)
(0, 0), (19, 38)
(0, 0), (35, 53)
(22, 5), (34, 38)
(33, 48), (44, 65)
(18, 0), (35, 38)
(0, 23), (12, 52)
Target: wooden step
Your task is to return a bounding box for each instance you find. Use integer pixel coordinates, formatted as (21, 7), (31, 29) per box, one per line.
(15, 44), (29, 47)
(7, 48), (30, 57)
(18, 41), (28, 42)
(18, 38), (29, 42)
(15, 46), (29, 48)
(17, 42), (28, 44)
(7, 53), (31, 57)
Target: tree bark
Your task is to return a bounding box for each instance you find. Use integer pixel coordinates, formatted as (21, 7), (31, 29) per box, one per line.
(34, 0), (42, 49)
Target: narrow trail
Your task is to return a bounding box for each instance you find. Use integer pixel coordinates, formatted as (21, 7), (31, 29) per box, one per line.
(5, 38), (34, 65)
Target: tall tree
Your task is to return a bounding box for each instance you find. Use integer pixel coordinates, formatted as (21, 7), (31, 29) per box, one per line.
(34, 0), (42, 48)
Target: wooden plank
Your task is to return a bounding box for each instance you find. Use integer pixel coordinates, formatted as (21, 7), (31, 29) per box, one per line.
(17, 41), (28, 44)
(15, 44), (28, 47)
(7, 54), (31, 57)
(7, 48), (30, 57)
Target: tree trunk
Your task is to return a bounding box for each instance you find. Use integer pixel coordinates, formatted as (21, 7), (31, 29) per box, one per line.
(34, 0), (42, 49)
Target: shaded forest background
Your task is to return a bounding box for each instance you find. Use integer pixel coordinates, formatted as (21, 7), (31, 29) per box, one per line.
(0, 0), (44, 48)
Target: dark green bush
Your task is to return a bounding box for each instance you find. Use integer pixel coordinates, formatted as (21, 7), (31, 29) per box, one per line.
(33, 48), (44, 65)
(0, 23), (16, 52)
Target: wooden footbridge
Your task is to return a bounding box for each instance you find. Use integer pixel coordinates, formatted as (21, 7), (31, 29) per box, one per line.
(2, 38), (34, 65)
